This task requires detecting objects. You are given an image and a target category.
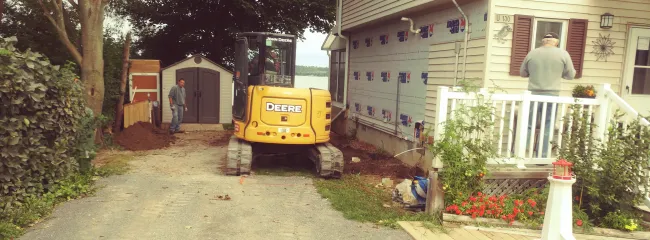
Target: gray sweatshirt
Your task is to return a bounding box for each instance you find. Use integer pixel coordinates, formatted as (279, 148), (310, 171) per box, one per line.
(520, 46), (576, 96)
(168, 85), (186, 106)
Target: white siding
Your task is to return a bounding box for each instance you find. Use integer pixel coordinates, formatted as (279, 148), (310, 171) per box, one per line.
(161, 57), (233, 124)
(348, 0), (488, 140)
(342, 0), (433, 30)
(486, 0), (650, 95)
(425, 38), (488, 123)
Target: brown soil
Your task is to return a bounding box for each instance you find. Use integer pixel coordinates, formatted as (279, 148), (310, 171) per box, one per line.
(329, 133), (425, 180)
(114, 122), (176, 151)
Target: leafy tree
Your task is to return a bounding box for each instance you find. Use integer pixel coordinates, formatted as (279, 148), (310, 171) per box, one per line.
(0, 0), (80, 66)
(38, 0), (112, 115)
(112, 0), (336, 68)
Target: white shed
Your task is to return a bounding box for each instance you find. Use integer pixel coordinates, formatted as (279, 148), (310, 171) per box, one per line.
(161, 55), (233, 124)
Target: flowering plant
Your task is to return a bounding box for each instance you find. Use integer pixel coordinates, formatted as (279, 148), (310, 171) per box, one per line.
(445, 191), (545, 226)
(571, 85), (596, 98)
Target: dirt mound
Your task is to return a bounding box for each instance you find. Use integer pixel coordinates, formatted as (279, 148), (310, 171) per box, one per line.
(115, 122), (175, 151)
(329, 134), (425, 179)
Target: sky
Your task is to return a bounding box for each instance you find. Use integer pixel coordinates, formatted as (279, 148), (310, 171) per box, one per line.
(296, 31), (329, 67)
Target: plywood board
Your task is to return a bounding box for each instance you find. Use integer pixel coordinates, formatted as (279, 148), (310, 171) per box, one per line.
(130, 59), (161, 73)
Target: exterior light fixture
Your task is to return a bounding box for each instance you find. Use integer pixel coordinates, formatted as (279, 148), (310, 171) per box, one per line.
(600, 13), (614, 29)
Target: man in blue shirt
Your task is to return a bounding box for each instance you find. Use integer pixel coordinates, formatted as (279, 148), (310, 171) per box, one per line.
(168, 78), (187, 134)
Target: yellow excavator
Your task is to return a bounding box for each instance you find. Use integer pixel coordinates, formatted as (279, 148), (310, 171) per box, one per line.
(227, 32), (344, 178)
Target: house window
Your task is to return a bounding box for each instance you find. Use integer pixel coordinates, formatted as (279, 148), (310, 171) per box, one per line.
(329, 50), (346, 103)
(532, 19), (568, 50)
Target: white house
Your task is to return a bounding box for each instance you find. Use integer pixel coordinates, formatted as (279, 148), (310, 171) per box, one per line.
(322, 0), (650, 169)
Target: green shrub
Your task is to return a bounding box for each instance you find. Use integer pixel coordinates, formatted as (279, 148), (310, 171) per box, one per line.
(559, 106), (650, 230)
(0, 37), (87, 208)
(0, 172), (96, 239)
(428, 81), (498, 203)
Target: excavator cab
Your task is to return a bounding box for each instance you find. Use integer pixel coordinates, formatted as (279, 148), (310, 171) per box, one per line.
(228, 32), (343, 178)
(233, 33), (296, 122)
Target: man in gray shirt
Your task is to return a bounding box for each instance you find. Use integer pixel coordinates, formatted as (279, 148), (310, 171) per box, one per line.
(168, 78), (187, 134)
(520, 32), (576, 158)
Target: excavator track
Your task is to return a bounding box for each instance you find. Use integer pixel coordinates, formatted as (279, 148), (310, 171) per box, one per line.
(309, 143), (344, 179)
(226, 136), (252, 176)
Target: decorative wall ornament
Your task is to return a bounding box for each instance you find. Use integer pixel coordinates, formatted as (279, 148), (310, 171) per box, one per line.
(493, 23), (512, 44)
(591, 33), (616, 62)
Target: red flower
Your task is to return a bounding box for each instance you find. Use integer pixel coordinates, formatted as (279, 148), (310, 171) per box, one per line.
(477, 192), (483, 197)
(528, 211), (534, 216)
(469, 196), (477, 202)
(527, 199), (537, 207)
(575, 196), (581, 201)
(462, 201), (468, 207)
(576, 219), (583, 226)
(540, 211), (545, 215)
(471, 213), (477, 219)
(456, 210), (462, 215)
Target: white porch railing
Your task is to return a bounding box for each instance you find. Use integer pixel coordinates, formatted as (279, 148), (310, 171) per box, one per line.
(433, 83), (650, 169)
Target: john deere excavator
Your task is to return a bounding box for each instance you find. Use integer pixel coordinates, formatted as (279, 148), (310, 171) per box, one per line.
(226, 32), (344, 178)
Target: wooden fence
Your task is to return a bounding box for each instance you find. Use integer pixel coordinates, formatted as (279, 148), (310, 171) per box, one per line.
(123, 101), (150, 128)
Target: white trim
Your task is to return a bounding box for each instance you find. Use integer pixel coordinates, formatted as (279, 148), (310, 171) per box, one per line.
(623, 27), (650, 98)
(531, 18), (568, 51)
(332, 101), (345, 108)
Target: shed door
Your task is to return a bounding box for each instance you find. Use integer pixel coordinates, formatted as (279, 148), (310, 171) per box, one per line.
(176, 68), (198, 123)
(198, 69), (220, 123)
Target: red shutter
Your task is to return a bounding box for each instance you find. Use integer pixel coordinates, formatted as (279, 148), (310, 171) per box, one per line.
(510, 15), (534, 76)
(566, 19), (588, 79)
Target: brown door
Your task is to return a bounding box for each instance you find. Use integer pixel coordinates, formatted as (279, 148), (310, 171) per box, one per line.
(198, 68), (220, 123)
(176, 68), (198, 123)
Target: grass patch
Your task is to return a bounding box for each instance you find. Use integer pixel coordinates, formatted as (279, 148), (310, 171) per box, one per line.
(254, 168), (314, 177)
(0, 173), (96, 239)
(94, 153), (134, 176)
(313, 175), (442, 229)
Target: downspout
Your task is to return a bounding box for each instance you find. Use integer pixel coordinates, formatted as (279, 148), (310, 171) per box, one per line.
(337, 0), (349, 111)
(337, 0), (347, 40)
(452, 0), (470, 85)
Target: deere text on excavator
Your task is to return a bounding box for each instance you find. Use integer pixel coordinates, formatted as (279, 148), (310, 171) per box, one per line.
(227, 32), (344, 178)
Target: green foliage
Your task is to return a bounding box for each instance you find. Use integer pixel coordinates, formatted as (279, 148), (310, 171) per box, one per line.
(112, 0), (336, 68)
(296, 65), (329, 77)
(314, 175), (442, 228)
(428, 81), (498, 203)
(558, 106), (650, 230)
(0, 36), (87, 211)
(0, 0), (80, 67)
(101, 27), (130, 120)
(571, 85), (596, 98)
(601, 211), (640, 232)
(0, 173), (96, 239)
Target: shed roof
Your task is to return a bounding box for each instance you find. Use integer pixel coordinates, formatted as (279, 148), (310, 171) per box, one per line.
(161, 54), (233, 74)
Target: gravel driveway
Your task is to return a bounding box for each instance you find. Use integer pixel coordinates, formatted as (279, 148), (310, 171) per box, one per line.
(21, 132), (410, 240)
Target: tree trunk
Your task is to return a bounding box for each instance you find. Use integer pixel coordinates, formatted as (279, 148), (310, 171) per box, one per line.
(79, 0), (106, 115)
(113, 32), (132, 132)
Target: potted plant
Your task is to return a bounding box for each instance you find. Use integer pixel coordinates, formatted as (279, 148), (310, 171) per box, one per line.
(572, 85), (597, 99)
